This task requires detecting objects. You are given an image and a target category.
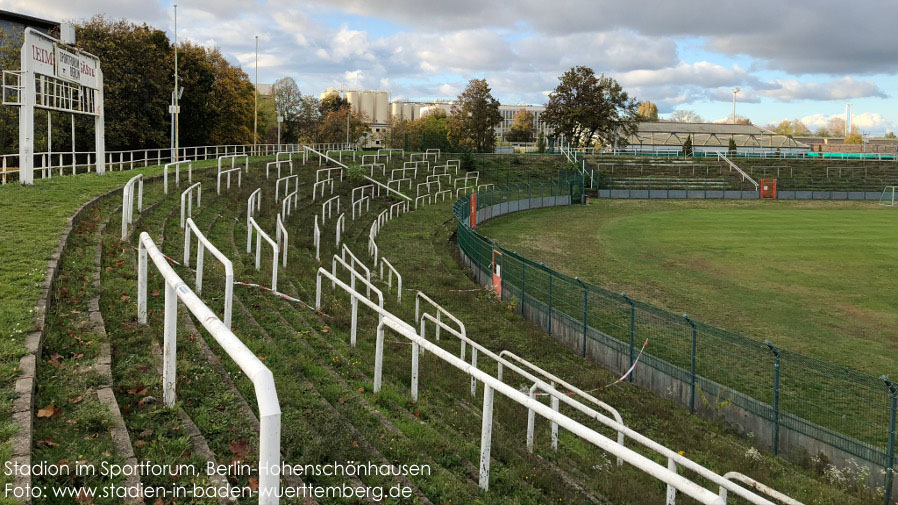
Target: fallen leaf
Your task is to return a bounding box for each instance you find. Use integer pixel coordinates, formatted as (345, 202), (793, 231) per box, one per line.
(229, 439), (249, 455)
(338, 398), (346, 404)
(414, 410), (420, 418)
(37, 403), (61, 418)
(72, 353), (84, 359)
(48, 353), (63, 368)
(248, 477), (259, 492)
(68, 396), (83, 404)
(37, 438), (57, 447)
(127, 384), (148, 396)
(135, 440), (147, 448)
(120, 294), (130, 301)
(139, 429), (153, 438)
(150, 289), (160, 298)
(351, 441), (359, 448)
(356, 387), (364, 393)
(135, 364), (148, 372)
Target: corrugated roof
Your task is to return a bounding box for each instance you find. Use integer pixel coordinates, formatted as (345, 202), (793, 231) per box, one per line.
(630, 122), (808, 149)
(637, 122), (773, 135)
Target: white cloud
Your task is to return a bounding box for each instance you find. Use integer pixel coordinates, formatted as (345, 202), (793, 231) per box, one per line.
(759, 77), (886, 102)
(800, 112), (895, 135)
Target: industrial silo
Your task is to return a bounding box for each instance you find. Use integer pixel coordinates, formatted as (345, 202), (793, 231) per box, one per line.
(375, 91), (389, 124)
(402, 103), (413, 121)
(360, 91), (376, 122)
(412, 104), (422, 120)
(391, 102), (401, 121)
(345, 91), (361, 114)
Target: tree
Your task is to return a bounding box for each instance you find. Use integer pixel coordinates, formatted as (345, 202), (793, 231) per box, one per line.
(317, 108), (367, 144)
(770, 119), (810, 136)
(536, 132), (546, 153)
(814, 127), (831, 137)
(886, 131), (897, 139)
(827, 117), (847, 137)
(505, 108), (534, 143)
(319, 94), (350, 117)
(206, 48), (256, 145)
(683, 135), (693, 156)
(272, 76), (303, 141)
(542, 66), (638, 148)
(447, 79), (503, 152)
(733, 116), (752, 125)
(669, 109), (703, 123)
(637, 101), (659, 121)
(845, 131), (863, 144)
(295, 95), (321, 142)
(728, 137), (737, 156)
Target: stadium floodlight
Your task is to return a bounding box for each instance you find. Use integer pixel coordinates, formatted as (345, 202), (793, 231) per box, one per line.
(731, 88), (740, 124)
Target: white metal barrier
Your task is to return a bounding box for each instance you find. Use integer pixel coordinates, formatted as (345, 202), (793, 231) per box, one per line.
(417, 181), (440, 197)
(218, 153), (249, 173)
(183, 218), (234, 329)
(313, 214), (320, 262)
(446, 159), (460, 173)
(163, 160), (192, 194)
(330, 254), (383, 347)
(276, 214), (288, 268)
(365, 175), (413, 203)
(313, 270), (731, 502)
(394, 167), (417, 180)
(316, 167), (344, 183)
(281, 190), (299, 218)
(312, 178), (335, 201)
(136, 232), (280, 504)
(388, 178), (412, 191)
(275, 175), (299, 203)
(304, 145), (349, 169)
(720, 473), (803, 505)
(217, 166), (242, 194)
(321, 195), (340, 224)
(415, 194), (432, 209)
(425, 148), (441, 161)
(351, 196), (370, 220)
(341, 244), (371, 295)
(247, 188), (262, 251)
(335, 213), (345, 248)
(121, 174), (143, 240)
(180, 181), (201, 229)
(248, 217), (279, 291)
(379, 257), (402, 304)
(363, 163), (386, 176)
(266, 159), (293, 179)
(378, 148), (403, 161)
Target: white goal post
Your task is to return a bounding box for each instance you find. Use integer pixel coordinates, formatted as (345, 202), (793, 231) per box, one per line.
(879, 186), (898, 206)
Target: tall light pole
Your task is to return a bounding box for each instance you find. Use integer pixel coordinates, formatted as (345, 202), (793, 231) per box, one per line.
(172, 4), (179, 162)
(253, 35), (259, 157)
(731, 88), (740, 124)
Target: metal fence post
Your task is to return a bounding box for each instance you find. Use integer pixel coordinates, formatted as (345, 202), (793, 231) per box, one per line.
(882, 375), (897, 505)
(622, 293), (635, 382)
(521, 260), (526, 315)
(765, 340), (781, 455)
(684, 314), (697, 413)
(545, 264), (552, 335)
(577, 278), (588, 357)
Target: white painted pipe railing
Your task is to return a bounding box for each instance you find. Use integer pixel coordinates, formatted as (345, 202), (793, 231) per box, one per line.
(248, 217), (279, 291)
(366, 176), (412, 202)
(137, 232), (280, 504)
(330, 254), (383, 347)
(305, 145), (349, 169)
(351, 195), (370, 220)
(275, 175), (299, 203)
(280, 190), (299, 219)
(377, 148), (403, 161)
(266, 159), (293, 179)
(393, 167), (417, 180)
(415, 194), (432, 209)
(246, 188), (262, 252)
(363, 163), (386, 176)
(316, 167), (344, 183)
(321, 195), (340, 224)
(183, 218), (234, 329)
(340, 244), (371, 295)
(720, 473), (804, 505)
(180, 181), (202, 229)
(312, 178), (335, 201)
(379, 256), (402, 304)
(335, 213), (345, 248)
(446, 159), (460, 173)
(425, 148), (441, 160)
(276, 214), (288, 268)
(217, 166), (242, 194)
(163, 160), (192, 194)
(313, 214), (320, 262)
(218, 153), (249, 173)
(415, 291), (465, 345)
(313, 269), (727, 503)
(121, 173), (144, 241)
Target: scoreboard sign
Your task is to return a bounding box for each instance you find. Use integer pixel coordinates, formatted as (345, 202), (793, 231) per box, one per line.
(25, 29), (99, 89)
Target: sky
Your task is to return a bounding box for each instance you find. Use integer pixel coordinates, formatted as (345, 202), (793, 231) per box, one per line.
(5, 0), (897, 135)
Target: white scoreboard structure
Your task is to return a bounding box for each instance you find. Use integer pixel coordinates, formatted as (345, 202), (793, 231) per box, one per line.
(3, 27), (105, 184)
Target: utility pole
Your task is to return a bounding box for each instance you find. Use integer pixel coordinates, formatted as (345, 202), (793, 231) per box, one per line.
(173, 4), (179, 162)
(254, 35), (258, 157)
(731, 88), (740, 124)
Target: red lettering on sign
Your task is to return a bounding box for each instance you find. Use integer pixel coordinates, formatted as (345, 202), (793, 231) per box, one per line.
(31, 45), (54, 65)
(80, 62), (95, 77)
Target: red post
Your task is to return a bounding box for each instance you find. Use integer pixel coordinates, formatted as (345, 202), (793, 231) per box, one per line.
(470, 193), (477, 228)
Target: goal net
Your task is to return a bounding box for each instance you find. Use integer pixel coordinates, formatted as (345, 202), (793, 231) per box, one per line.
(880, 186), (898, 206)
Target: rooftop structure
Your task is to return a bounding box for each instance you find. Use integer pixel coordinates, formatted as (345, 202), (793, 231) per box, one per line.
(627, 122), (809, 154)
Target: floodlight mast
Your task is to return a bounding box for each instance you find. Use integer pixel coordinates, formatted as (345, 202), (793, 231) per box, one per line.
(174, 4), (179, 162)
(731, 88), (740, 124)
(254, 35), (259, 157)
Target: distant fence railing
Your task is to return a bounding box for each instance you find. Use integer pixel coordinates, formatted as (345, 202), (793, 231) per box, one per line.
(453, 179), (898, 503)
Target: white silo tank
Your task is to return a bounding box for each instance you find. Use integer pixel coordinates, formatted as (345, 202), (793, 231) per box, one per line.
(345, 91), (361, 114)
(375, 91), (389, 124)
(391, 102), (401, 121)
(413, 104), (422, 120)
(402, 103), (413, 121)
(360, 92), (375, 122)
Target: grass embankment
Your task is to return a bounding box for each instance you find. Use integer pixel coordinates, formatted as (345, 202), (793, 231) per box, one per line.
(478, 198), (898, 376)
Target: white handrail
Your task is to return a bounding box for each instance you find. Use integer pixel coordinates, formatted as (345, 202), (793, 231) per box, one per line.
(335, 213), (345, 248)
(217, 166), (242, 194)
(717, 152), (760, 189)
(351, 195), (370, 220)
(321, 195), (340, 224)
(312, 178), (334, 201)
(280, 190), (298, 219)
(218, 153), (249, 173)
(137, 232), (280, 504)
(415, 291), (466, 344)
(121, 174), (143, 240)
(379, 256), (402, 304)
(313, 269), (726, 503)
(340, 243), (371, 295)
(366, 175), (413, 202)
(183, 218), (234, 329)
(316, 167), (344, 183)
(276, 214), (288, 268)
(265, 159), (293, 179)
(275, 175), (298, 203)
(330, 254), (383, 347)
(721, 473), (804, 505)
(163, 160), (192, 194)
(313, 214), (320, 262)
(247, 188), (262, 252)
(180, 181), (202, 229)
(305, 145), (348, 169)
(248, 217), (279, 291)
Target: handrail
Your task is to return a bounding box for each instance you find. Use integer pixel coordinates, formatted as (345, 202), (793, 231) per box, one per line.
(321, 195), (340, 223)
(121, 174), (143, 240)
(717, 152), (760, 189)
(180, 181), (202, 229)
(313, 214), (320, 261)
(415, 291), (466, 344)
(163, 160), (192, 194)
(275, 175), (298, 202)
(276, 214), (288, 268)
(335, 213), (346, 248)
(721, 473), (804, 505)
(265, 159), (293, 179)
(316, 167), (344, 183)
(351, 195), (370, 220)
(365, 175), (412, 202)
(341, 244), (371, 295)
(247, 188), (262, 252)
(313, 268), (726, 503)
(137, 232), (280, 504)
(304, 145), (348, 169)
(218, 153), (249, 173)
(280, 190), (298, 219)
(330, 254), (383, 347)
(184, 218), (234, 329)
(217, 166), (242, 194)
(312, 178), (334, 201)
(248, 217), (279, 291)
(379, 257), (402, 304)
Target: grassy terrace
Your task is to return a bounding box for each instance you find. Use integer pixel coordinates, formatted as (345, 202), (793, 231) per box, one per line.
(1, 152), (884, 504)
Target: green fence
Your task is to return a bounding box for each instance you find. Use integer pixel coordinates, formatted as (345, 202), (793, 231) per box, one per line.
(454, 178), (898, 502)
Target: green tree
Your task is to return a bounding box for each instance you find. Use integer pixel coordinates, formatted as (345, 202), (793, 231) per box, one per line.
(814, 127), (831, 137)
(505, 108), (534, 142)
(728, 137), (737, 156)
(295, 95), (321, 143)
(272, 77), (303, 141)
(447, 79), (502, 152)
(637, 100), (659, 121)
(770, 119), (810, 136)
(536, 131), (546, 153)
(317, 108), (367, 144)
(845, 131), (863, 144)
(319, 94), (350, 117)
(683, 135), (693, 156)
(542, 66), (638, 148)
(174, 42), (218, 148)
(206, 49), (256, 144)
(886, 131), (897, 139)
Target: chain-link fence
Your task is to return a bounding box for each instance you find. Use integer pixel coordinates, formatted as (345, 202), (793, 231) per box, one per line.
(454, 177), (898, 502)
